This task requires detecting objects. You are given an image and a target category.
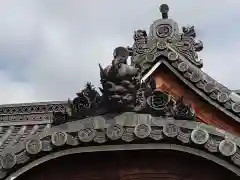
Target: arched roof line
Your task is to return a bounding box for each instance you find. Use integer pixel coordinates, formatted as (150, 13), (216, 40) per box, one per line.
(5, 143), (240, 180)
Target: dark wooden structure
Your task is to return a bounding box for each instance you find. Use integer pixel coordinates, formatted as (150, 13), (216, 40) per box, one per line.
(1, 4), (240, 180)
(18, 150), (239, 180)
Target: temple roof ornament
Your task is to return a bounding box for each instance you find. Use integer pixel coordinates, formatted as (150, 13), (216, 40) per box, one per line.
(126, 4), (240, 123)
(1, 4), (240, 179)
(129, 4), (204, 76)
(3, 114), (240, 179)
(159, 4), (169, 19)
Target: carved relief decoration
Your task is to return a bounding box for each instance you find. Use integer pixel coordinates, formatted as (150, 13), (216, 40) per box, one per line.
(2, 113), (240, 179)
(1, 3), (240, 179)
(126, 4), (240, 121)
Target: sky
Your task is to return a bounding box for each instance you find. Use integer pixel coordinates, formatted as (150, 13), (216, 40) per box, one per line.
(0, 0), (240, 104)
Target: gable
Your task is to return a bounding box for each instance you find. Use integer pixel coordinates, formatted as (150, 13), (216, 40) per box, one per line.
(153, 64), (240, 135)
(130, 7), (240, 127)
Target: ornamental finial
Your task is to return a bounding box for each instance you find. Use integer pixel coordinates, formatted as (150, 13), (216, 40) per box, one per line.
(159, 4), (169, 19)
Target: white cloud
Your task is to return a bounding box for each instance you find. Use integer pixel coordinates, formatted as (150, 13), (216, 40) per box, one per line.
(0, 0), (240, 104)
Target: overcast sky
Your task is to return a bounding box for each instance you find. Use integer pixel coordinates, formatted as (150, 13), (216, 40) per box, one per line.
(0, 0), (240, 104)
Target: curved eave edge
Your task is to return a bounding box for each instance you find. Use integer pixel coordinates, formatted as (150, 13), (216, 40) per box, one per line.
(162, 61), (240, 123)
(1, 112), (240, 179)
(5, 144), (240, 180)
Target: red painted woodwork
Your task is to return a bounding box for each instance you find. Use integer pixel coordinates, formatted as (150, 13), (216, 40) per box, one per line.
(153, 65), (240, 135)
(16, 150), (238, 180)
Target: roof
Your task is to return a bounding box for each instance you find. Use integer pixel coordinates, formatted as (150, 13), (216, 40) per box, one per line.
(4, 113), (240, 179)
(1, 4), (240, 179)
(128, 4), (240, 123)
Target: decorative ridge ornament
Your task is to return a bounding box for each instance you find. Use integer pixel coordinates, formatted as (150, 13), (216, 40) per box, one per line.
(124, 4), (240, 122)
(129, 4), (204, 73)
(1, 4), (240, 179)
(159, 4), (169, 19)
(65, 47), (196, 122)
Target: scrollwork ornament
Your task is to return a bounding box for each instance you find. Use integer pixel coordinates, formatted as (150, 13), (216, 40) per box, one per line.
(204, 138), (221, 153)
(122, 132), (135, 142)
(134, 89), (147, 112)
(231, 150), (240, 166)
(150, 128), (163, 140)
(94, 131), (107, 144)
(182, 26), (196, 38)
(16, 151), (30, 164)
(26, 139), (42, 155)
(66, 135), (79, 146)
(1, 153), (16, 169)
(177, 128), (191, 143)
(42, 140), (52, 152)
(191, 128), (209, 145)
(196, 80), (205, 89)
(163, 123), (179, 137)
(51, 132), (67, 146)
(219, 140), (237, 157)
(224, 101), (232, 110)
(204, 83), (215, 94)
(174, 104), (188, 117)
(134, 124), (151, 138)
(183, 71), (191, 79)
(106, 124), (123, 140)
(210, 91), (218, 100)
(72, 94), (90, 112)
(173, 96), (195, 119)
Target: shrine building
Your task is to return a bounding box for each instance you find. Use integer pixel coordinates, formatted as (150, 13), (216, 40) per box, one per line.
(1, 4), (240, 180)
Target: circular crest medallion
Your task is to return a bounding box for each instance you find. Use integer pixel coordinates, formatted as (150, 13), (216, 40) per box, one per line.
(1, 153), (16, 169)
(156, 24), (172, 38)
(191, 128), (209, 145)
(26, 139), (42, 154)
(232, 103), (240, 113)
(168, 52), (178, 61)
(219, 140), (237, 157)
(178, 62), (189, 72)
(78, 128), (96, 142)
(157, 41), (167, 50)
(147, 90), (170, 111)
(217, 93), (229, 103)
(163, 123), (179, 137)
(190, 70), (202, 83)
(145, 54), (155, 62)
(107, 124), (123, 140)
(51, 132), (67, 146)
(134, 124), (151, 139)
